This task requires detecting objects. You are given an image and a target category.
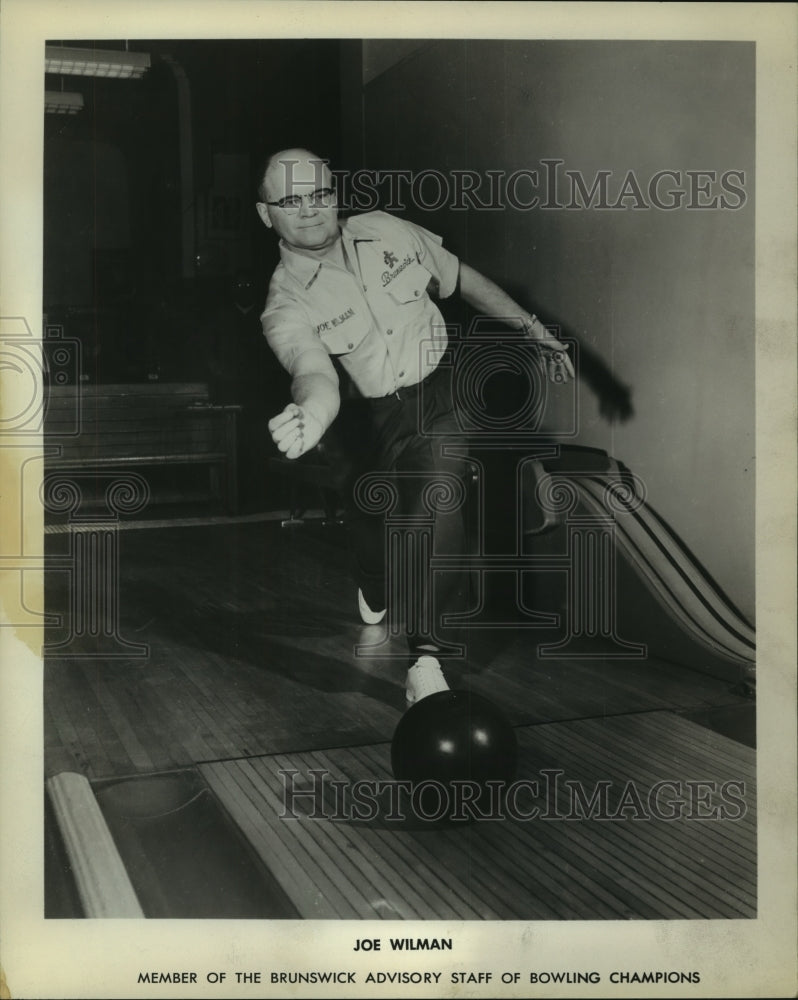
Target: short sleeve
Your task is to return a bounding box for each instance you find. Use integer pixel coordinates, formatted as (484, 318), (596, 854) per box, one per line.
(261, 297), (337, 381)
(401, 218), (460, 299)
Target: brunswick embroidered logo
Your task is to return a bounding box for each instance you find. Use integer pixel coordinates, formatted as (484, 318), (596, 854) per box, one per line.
(383, 250), (398, 268)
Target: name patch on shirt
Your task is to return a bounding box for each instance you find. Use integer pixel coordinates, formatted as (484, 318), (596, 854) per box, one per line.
(381, 254), (416, 288)
(316, 307), (356, 335)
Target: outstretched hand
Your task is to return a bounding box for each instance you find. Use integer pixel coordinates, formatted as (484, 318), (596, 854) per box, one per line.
(268, 403), (324, 460)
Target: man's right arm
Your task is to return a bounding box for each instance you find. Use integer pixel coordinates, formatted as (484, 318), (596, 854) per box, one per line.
(268, 347), (340, 460)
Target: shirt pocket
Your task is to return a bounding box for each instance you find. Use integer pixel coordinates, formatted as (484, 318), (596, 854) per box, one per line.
(384, 262), (431, 305)
(317, 310), (371, 356)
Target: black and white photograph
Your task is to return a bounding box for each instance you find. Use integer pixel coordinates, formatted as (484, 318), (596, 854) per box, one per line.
(0, 2), (795, 998)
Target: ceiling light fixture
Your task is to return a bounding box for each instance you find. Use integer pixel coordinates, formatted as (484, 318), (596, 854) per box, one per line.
(45, 45), (151, 80)
(44, 90), (84, 114)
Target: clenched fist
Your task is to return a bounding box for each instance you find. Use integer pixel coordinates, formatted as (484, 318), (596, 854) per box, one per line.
(268, 403), (324, 460)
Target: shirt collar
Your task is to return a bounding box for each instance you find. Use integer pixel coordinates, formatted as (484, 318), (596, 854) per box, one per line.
(278, 240), (327, 290)
(278, 221), (379, 289)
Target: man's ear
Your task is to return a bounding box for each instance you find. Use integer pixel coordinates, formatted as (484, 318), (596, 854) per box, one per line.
(255, 202), (272, 229)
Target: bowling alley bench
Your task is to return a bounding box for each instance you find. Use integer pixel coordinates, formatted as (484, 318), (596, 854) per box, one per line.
(43, 382), (240, 515)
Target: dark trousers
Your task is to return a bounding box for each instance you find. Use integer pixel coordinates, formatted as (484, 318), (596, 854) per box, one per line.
(342, 367), (469, 656)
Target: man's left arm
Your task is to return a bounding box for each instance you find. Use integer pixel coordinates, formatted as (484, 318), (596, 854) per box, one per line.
(458, 262), (575, 382)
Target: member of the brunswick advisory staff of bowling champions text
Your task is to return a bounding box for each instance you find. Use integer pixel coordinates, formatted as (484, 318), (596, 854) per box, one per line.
(256, 148), (575, 705)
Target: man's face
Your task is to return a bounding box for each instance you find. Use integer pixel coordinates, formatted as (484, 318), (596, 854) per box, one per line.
(256, 152), (339, 253)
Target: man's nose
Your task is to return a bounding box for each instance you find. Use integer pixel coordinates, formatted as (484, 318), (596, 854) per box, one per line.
(298, 195), (316, 217)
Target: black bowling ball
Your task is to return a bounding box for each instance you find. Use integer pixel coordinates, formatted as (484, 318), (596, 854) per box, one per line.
(391, 689), (517, 821)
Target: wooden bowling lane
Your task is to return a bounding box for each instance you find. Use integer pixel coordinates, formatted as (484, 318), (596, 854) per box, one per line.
(44, 517), (757, 920)
(44, 519), (405, 780)
(44, 518), (753, 782)
(199, 711), (756, 920)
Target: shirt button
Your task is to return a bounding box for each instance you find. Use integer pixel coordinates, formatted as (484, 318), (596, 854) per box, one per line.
(386, 328), (393, 336)
(414, 290), (420, 297)
(347, 342), (354, 350)
(398, 371), (405, 378)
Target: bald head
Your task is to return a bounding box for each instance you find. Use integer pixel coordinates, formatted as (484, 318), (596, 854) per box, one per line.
(255, 148), (340, 254)
(258, 148), (332, 203)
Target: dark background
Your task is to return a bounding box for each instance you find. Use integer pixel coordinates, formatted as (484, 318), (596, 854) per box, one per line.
(44, 39), (342, 387)
(42, 38), (754, 618)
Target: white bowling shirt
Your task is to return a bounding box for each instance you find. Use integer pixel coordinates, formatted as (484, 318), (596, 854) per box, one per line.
(261, 211), (460, 398)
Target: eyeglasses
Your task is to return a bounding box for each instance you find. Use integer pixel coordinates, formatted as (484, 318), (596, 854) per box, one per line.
(265, 187), (336, 214)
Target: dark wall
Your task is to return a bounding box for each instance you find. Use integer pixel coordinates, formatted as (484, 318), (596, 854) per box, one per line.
(352, 39), (755, 619)
(43, 39), (342, 385)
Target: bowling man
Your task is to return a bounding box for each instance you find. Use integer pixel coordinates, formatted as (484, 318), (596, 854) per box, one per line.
(256, 148), (573, 704)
